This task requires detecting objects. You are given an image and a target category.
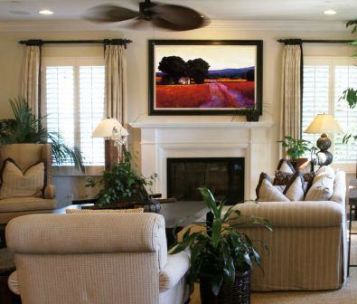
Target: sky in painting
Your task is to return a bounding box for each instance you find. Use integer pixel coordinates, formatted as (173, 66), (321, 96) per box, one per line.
(155, 45), (257, 72)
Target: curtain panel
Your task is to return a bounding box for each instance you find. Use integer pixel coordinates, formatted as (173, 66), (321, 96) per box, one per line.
(21, 45), (41, 118)
(104, 44), (126, 124)
(280, 41), (303, 141)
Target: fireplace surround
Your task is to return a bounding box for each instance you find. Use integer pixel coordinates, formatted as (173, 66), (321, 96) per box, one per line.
(131, 118), (274, 201)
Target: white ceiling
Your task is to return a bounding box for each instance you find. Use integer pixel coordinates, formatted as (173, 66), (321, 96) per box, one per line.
(0, 0), (355, 21)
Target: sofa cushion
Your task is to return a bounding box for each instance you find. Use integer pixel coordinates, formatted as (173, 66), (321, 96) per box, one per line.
(256, 173), (290, 202)
(0, 197), (56, 213)
(0, 159), (44, 199)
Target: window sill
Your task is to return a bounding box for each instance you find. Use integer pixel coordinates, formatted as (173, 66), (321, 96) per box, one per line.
(52, 166), (104, 177)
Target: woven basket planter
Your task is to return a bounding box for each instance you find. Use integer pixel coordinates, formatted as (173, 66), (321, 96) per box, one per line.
(199, 270), (251, 304)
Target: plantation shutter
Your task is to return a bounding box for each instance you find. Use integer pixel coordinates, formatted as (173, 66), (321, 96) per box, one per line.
(43, 57), (105, 167)
(334, 64), (357, 162)
(302, 64), (329, 145)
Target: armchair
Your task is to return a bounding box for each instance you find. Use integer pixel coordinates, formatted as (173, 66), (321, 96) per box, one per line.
(6, 213), (190, 304)
(0, 144), (57, 225)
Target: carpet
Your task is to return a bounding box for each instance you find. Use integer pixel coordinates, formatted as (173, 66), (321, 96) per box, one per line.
(190, 222), (357, 304)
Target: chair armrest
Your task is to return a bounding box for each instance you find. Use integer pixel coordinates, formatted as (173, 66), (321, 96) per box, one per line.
(159, 251), (190, 291)
(230, 201), (344, 228)
(8, 271), (20, 295)
(44, 184), (56, 199)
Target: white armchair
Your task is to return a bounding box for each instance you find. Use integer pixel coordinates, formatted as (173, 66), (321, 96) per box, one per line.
(6, 213), (190, 304)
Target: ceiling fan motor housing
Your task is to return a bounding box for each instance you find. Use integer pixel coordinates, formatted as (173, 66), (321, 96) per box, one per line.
(139, 0), (156, 20)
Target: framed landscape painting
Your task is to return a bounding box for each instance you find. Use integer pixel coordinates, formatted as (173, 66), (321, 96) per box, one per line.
(148, 40), (263, 116)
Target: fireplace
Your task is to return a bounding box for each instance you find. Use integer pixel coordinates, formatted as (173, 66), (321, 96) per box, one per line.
(167, 157), (244, 204)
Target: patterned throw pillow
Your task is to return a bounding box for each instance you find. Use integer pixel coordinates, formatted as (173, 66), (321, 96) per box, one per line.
(0, 159), (45, 199)
(283, 173), (305, 201)
(274, 170), (315, 188)
(256, 173), (290, 202)
(66, 208), (145, 214)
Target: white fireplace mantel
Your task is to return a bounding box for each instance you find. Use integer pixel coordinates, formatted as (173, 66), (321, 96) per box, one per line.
(130, 117), (274, 201)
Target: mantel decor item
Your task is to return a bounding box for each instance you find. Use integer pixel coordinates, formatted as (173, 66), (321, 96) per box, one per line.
(171, 187), (271, 304)
(304, 113), (343, 166)
(149, 40), (263, 116)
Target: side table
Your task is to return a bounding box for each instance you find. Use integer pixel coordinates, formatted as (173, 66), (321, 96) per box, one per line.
(348, 181), (357, 276)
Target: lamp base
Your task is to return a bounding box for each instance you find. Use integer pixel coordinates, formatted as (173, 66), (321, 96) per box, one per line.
(317, 133), (331, 151)
(316, 150), (333, 166)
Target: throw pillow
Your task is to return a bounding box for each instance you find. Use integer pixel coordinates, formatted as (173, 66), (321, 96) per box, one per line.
(283, 173), (305, 201)
(274, 170), (315, 188)
(305, 171), (335, 201)
(0, 159), (45, 199)
(256, 173), (290, 202)
(277, 159), (295, 174)
(66, 208), (145, 214)
(298, 160), (314, 174)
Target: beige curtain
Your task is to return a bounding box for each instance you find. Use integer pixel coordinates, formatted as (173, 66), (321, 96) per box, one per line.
(105, 44), (126, 124)
(21, 45), (41, 118)
(280, 44), (302, 141)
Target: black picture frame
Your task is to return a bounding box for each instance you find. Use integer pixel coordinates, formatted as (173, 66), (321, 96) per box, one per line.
(148, 39), (263, 116)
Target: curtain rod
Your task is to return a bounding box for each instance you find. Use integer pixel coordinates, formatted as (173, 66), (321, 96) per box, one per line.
(278, 39), (354, 44)
(18, 39), (132, 48)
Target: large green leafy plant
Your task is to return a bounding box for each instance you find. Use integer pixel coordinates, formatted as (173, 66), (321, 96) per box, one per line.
(87, 149), (156, 207)
(0, 98), (84, 171)
(171, 187), (271, 296)
(278, 136), (311, 159)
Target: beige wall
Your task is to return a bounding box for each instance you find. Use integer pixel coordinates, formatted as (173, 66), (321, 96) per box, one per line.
(0, 22), (355, 205)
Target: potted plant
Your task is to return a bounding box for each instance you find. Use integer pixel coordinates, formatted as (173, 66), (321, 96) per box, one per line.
(171, 187), (271, 304)
(0, 97), (84, 171)
(86, 148), (158, 210)
(278, 136), (312, 168)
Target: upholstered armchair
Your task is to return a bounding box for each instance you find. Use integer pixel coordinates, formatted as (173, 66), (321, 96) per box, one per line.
(0, 144), (57, 225)
(6, 213), (190, 304)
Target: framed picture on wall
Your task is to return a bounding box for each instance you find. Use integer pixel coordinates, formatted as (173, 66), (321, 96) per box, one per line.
(148, 40), (263, 116)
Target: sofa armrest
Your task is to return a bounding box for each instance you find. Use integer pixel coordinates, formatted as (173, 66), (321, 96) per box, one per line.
(229, 201), (344, 228)
(43, 184), (56, 199)
(159, 251), (190, 291)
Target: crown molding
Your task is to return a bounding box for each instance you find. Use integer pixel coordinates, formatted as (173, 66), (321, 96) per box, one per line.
(0, 19), (348, 33)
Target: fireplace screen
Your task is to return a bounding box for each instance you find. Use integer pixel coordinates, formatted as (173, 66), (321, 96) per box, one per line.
(167, 158), (244, 204)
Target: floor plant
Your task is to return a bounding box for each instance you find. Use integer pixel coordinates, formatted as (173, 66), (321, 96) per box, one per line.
(171, 187), (271, 304)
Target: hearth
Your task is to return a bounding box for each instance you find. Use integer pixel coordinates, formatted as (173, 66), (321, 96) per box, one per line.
(167, 157), (244, 205)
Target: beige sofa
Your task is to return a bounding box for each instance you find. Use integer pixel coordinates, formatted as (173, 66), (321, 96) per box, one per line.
(0, 144), (57, 224)
(231, 170), (347, 291)
(6, 213), (190, 304)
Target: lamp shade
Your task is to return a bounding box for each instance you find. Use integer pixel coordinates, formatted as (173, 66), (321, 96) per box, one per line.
(304, 114), (343, 134)
(92, 118), (128, 138)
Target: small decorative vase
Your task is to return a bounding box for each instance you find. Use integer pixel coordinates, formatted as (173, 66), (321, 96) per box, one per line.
(200, 271), (251, 304)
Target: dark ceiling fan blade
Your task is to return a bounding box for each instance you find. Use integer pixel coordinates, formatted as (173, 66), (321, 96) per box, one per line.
(83, 5), (139, 23)
(150, 4), (208, 30)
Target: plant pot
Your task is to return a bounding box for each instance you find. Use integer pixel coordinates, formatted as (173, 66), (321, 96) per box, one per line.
(200, 271), (251, 304)
(290, 158), (308, 170)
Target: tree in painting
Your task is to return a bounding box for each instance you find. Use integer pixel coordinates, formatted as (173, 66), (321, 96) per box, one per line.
(187, 58), (210, 84)
(158, 56), (187, 84)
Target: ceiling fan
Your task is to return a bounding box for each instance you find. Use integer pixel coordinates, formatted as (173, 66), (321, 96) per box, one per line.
(84, 0), (209, 31)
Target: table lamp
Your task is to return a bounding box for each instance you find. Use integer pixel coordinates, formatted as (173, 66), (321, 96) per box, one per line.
(304, 113), (343, 166)
(92, 118), (129, 170)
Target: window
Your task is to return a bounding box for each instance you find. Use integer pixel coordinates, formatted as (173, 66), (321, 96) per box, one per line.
(43, 57), (105, 168)
(302, 57), (357, 164)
